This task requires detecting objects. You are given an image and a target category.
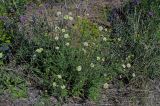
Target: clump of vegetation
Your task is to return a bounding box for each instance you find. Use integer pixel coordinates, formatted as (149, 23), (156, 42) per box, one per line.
(0, 0), (160, 105)
(0, 0), (30, 99)
(107, 0), (160, 87)
(15, 7), (112, 101)
(0, 68), (27, 98)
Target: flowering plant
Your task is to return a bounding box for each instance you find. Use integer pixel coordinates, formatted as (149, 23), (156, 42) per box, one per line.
(15, 5), (112, 101)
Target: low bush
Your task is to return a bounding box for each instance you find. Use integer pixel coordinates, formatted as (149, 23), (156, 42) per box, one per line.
(1, 0), (160, 104)
(0, 0), (31, 99)
(15, 7), (113, 101)
(107, 0), (160, 86)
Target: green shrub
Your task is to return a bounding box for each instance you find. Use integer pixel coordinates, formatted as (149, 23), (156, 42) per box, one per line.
(107, 0), (160, 85)
(0, 0), (31, 65)
(15, 9), (112, 101)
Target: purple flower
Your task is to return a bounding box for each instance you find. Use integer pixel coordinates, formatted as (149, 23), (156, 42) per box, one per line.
(0, 16), (8, 21)
(148, 11), (154, 17)
(20, 15), (27, 24)
(44, 3), (49, 8)
(26, 3), (36, 10)
(132, 0), (140, 5)
(37, 8), (44, 14)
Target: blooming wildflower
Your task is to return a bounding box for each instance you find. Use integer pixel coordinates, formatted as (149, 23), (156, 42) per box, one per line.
(0, 16), (7, 21)
(33, 54), (36, 60)
(26, 3), (35, 10)
(57, 75), (62, 79)
(20, 15), (27, 24)
(65, 42), (70, 46)
(122, 64), (126, 68)
(55, 46), (59, 50)
(76, 66), (82, 71)
(0, 53), (3, 58)
(102, 57), (105, 62)
(103, 83), (109, 89)
(83, 42), (89, 47)
(36, 48), (43, 53)
(53, 82), (57, 87)
(55, 36), (59, 41)
(64, 15), (69, 20)
(132, 0), (140, 5)
(69, 16), (73, 21)
(104, 73), (107, 77)
(57, 11), (62, 16)
(37, 8), (44, 14)
(44, 3), (49, 8)
(99, 26), (103, 31)
(62, 29), (66, 32)
(64, 34), (69, 38)
(127, 63), (131, 68)
(86, 13), (89, 16)
(90, 63), (95, 68)
(61, 85), (66, 89)
(103, 37), (107, 41)
(118, 38), (121, 41)
(68, 12), (72, 15)
(97, 57), (101, 61)
(119, 75), (122, 79)
(104, 28), (108, 32)
(132, 73), (136, 77)
(55, 26), (60, 31)
(148, 11), (154, 17)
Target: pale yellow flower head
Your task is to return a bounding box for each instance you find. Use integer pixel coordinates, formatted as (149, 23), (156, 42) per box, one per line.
(65, 42), (70, 46)
(104, 28), (108, 32)
(57, 11), (62, 16)
(68, 12), (72, 15)
(103, 37), (107, 41)
(76, 66), (82, 71)
(64, 15), (69, 20)
(55, 36), (59, 41)
(99, 26), (103, 31)
(122, 64), (126, 68)
(53, 82), (57, 87)
(132, 73), (136, 77)
(102, 57), (105, 62)
(103, 83), (109, 89)
(83, 42), (89, 47)
(127, 63), (131, 68)
(97, 57), (101, 61)
(90, 63), (95, 68)
(55, 46), (59, 50)
(61, 85), (66, 89)
(69, 16), (73, 21)
(0, 53), (3, 58)
(62, 29), (66, 33)
(64, 34), (69, 38)
(57, 75), (62, 79)
(36, 48), (43, 53)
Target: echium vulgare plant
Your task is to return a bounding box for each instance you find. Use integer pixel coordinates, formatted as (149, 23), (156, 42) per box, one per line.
(0, 0), (32, 65)
(107, 0), (160, 86)
(15, 3), (112, 101)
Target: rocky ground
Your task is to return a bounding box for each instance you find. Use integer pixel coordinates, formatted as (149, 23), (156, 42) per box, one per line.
(1, 79), (160, 106)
